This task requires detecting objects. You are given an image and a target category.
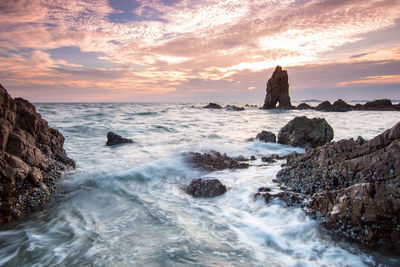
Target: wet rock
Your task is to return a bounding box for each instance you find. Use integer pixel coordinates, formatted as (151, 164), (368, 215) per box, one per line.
(357, 99), (396, 111)
(275, 121), (400, 247)
(106, 131), (134, 146)
(204, 103), (222, 109)
(255, 191), (304, 206)
(297, 103), (314, 110)
(0, 84), (75, 224)
(278, 116), (334, 148)
(261, 154), (286, 163)
(185, 178), (227, 198)
(184, 151), (250, 171)
(262, 66), (292, 109)
(315, 100), (333, 111)
(316, 99), (353, 112)
(256, 130), (276, 143)
(224, 105), (244, 111)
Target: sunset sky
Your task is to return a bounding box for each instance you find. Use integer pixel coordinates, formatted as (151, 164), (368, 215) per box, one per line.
(1, 0), (400, 102)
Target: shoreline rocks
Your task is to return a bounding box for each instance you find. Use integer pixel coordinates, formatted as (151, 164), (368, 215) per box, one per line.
(0, 84), (75, 224)
(184, 151), (250, 171)
(262, 66), (293, 109)
(272, 121), (400, 247)
(256, 130), (276, 143)
(106, 131), (134, 146)
(301, 99), (399, 112)
(185, 178), (227, 198)
(278, 116), (334, 148)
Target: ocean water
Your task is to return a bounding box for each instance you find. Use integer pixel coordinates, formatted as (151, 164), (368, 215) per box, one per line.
(0, 102), (399, 267)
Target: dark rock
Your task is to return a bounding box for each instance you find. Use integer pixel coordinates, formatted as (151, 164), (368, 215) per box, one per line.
(262, 66), (292, 109)
(106, 131), (134, 146)
(358, 99), (396, 111)
(315, 100), (333, 111)
(0, 84), (75, 224)
(185, 178), (227, 198)
(256, 130), (276, 143)
(258, 187), (272, 192)
(275, 121), (400, 247)
(250, 156), (256, 160)
(255, 191), (304, 206)
(224, 105), (244, 111)
(332, 99), (353, 112)
(297, 103), (314, 110)
(184, 151), (250, 171)
(278, 116), (334, 148)
(245, 137), (255, 142)
(261, 154), (286, 163)
(394, 103), (400, 111)
(204, 103), (222, 109)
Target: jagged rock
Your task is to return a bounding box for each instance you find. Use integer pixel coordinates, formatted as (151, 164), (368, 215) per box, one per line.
(297, 103), (314, 110)
(256, 130), (276, 143)
(204, 103), (222, 109)
(106, 131), (134, 146)
(261, 154), (286, 163)
(184, 151), (249, 171)
(224, 105), (244, 111)
(185, 178), (227, 198)
(0, 84), (75, 224)
(278, 116), (334, 148)
(262, 66), (292, 109)
(275, 121), (400, 247)
(332, 99), (353, 112)
(357, 99), (396, 111)
(315, 100), (333, 111)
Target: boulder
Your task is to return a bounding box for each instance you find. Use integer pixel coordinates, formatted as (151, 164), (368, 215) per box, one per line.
(315, 100), (332, 111)
(262, 66), (292, 109)
(185, 178), (227, 198)
(277, 116), (334, 148)
(275, 121), (400, 246)
(316, 99), (353, 112)
(204, 103), (222, 109)
(106, 131), (134, 146)
(357, 99), (396, 111)
(297, 103), (314, 110)
(0, 84), (75, 224)
(256, 130), (276, 143)
(184, 151), (249, 171)
(224, 105), (244, 111)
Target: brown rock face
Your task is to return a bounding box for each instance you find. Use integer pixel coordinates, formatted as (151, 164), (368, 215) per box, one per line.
(275, 121), (400, 246)
(0, 84), (75, 224)
(262, 66), (292, 109)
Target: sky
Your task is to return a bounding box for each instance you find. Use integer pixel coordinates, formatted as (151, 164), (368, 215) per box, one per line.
(0, 0), (400, 102)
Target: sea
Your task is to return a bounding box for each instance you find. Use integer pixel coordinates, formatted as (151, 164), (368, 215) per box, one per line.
(0, 102), (399, 267)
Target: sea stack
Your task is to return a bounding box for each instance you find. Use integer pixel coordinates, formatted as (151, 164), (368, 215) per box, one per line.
(262, 66), (292, 109)
(0, 84), (75, 224)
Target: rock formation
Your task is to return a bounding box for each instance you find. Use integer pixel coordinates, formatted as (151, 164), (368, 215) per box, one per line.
(262, 66), (292, 109)
(256, 130), (276, 143)
(204, 103), (222, 109)
(0, 84), (75, 224)
(224, 105), (245, 111)
(185, 178), (227, 198)
(106, 131), (134, 146)
(297, 103), (314, 110)
(278, 116), (334, 148)
(274, 121), (400, 246)
(184, 151), (249, 171)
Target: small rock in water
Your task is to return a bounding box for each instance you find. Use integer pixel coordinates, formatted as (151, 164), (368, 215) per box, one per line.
(256, 130), (276, 143)
(185, 178), (227, 198)
(224, 105), (245, 111)
(106, 131), (134, 146)
(204, 103), (222, 109)
(184, 151), (250, 171)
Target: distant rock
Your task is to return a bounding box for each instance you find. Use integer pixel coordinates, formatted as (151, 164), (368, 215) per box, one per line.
(106, 131), (134, 146)
(224, 105), (244, 111)
(297, 103), (314, 110)
(262, 66), (292, 109)
(255, 130), (276, 143)
(204, 103), (222, 109)
(185, 178), (227, 198)
(275, 121), (400, 247)
(315, 100), (333, 111)
(0, 84), (75, 224)
(356, 99), (396, 111)
(184, 151), (249, 171)
(278, 116), (334, 148)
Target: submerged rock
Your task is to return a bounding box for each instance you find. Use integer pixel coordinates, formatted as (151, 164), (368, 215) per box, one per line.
(256, 130), (276, 143)
(184, 151), (249, 171)
(106, 131), (134, 146)
(185, 178), (227, 198)
(262, 66), (292, 109)
(275, 121), (400, 247)
(0, 84), (75, 224)
(278, 116), (334, 148)
(224, 105), (245, 111)
(204, 103), (222, 109)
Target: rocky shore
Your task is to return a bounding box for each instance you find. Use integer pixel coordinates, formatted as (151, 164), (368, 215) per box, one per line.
(259, 120), (400, 247)
(0, 85), (75, 224)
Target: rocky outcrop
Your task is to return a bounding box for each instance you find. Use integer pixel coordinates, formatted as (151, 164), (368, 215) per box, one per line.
(0, 84), (75, 224)
(224, 105), (244, 111)
(277, 116), (334, 148)
(106, 131), (134, 146)
(185, 178), (227, 198)
(297, 103), (314, 110)
(184, 151), (249, 171)
(355, 99), (397, 111)
(204, 103), (222, 109)
(262, 66), (292, 109)
(256, 130), (276, 143)
(315, 99), (353, 112)
(275, 121), (400, 246)
(305, 99), (399, 112)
